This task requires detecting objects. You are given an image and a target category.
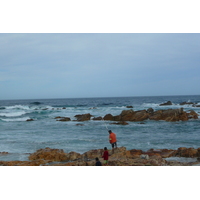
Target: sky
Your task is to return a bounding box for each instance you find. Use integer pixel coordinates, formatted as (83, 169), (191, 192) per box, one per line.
(0, 33), (200, 100)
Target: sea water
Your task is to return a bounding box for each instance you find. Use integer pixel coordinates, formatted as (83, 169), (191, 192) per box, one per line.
(0, 95), (200, 161)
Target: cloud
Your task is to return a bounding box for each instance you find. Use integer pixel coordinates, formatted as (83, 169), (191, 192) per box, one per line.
(0, 33), (200, 100)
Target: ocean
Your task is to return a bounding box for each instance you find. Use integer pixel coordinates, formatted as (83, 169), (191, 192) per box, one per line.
(0, 95), (200, 161)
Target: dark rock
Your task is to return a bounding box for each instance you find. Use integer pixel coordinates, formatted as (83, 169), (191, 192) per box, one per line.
(74, 113), (92, 121)
(180, 101), (194, 105)
(103, 114), (113, 121)
(26, 119), (34, 121)
(159, 101), (172, 106)
(92, 116), (103, 120)
(126, 106), (133, 108)
(57, 117), (71, 121)
(110, 121), (129, 125)
(147, 108), (154, 114)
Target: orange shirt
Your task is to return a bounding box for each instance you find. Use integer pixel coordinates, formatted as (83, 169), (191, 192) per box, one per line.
(109, 132), (117, 143)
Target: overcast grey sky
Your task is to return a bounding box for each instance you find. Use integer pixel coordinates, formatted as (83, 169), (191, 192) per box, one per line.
(0, 33), (200, 100)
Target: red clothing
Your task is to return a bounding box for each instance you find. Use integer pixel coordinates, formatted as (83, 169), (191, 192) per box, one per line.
(102, 150), (109, 160)
(109, 132), (117, 144)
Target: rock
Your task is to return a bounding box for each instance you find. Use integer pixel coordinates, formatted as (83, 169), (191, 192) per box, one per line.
(66, 151), (82, 161)
(126, 106), (133, 108)
(172, 147), (198, 157)
(149, 108), (188, 121)
(147, 108), (154, 114)
(146, 148), (175, 158)
(29, 147), (68, 162)
(2, 146), (200, 166)
(159, 101), (172, 106)
(82, 149), (104, 160)
(74, 113), (92, 121)
(92, 116), (103, 120)
(110, 121), (129, 125)
(57, 117), (71, 121)
(103, 114), (113, 121)
(0, 152), (9, 155)
(140, 154), (149, 159)
(26, 119), (34, 121)
(180, 101), (194, 105)
(187, 110), (199, 119)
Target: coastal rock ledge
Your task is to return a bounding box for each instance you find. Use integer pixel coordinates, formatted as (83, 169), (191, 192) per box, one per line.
(101, 108), (199, 122)
(1, 147), (200, 166)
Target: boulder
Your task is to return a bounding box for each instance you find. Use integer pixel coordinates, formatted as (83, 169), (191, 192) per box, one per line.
(26, 119), (34, 121)
(172, 147), (198, 157)
(180, 101), (194, 105)
(56, 117), (71, 121)
(29, 147), (68, 162)
(92, 116), (103, 120)
(103, 114), (113, 121)
(74, 113), (92, 121)
(187, 110), (199, 119)
(126, 106), (133, 108)
(159, 101), (172, 106)
(149, 108), (188, 121)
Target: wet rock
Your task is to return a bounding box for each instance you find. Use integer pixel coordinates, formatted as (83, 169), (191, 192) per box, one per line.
(92, 116), (103, 120)
(126, 106), (133, 108)
(149, 108), (188, 121)
(56, 117), (71, 121)
(110, 121), (129, 125)
(187, 110), (199, 119)
(180, 101), (194, 105)
(159, 101), (172, 106)
(74, 113), (92, 121)
(0, 152), (9, 155)
(26, 119), (34, 121)
(147, 108), (154, 114)
(103, 114), (113, 121)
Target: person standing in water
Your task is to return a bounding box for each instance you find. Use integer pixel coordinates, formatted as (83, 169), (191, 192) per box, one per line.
(108, 130), (117, 153)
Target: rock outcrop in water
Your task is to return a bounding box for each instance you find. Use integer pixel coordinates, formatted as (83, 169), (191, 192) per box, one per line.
(101, 108), (198, 122)
(54, 108), (198, 123)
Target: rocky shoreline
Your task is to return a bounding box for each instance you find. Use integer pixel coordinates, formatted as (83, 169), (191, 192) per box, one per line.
(1, 146), (200, 166)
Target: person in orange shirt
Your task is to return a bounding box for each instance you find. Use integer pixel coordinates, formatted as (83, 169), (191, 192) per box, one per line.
(108, 130), (117, 153)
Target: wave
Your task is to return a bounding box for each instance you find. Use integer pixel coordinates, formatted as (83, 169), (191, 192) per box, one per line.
(0, 117), (31, 122)
(5, 105), (31, 110)
(0, 111), (27, 117)
(0, 107), (6, 110)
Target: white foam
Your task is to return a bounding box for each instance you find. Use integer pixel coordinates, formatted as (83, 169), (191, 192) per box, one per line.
(0, 111), (26, 117)
(5, 105), (31, 110)
(1, 117), (31, 122)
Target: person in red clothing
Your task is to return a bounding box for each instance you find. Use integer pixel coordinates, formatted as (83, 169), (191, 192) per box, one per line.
(102, 147), (109, 165)
(108, 130), (117, 153)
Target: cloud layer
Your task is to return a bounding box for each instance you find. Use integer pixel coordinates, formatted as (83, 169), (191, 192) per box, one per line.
(0, 33), (200, 100)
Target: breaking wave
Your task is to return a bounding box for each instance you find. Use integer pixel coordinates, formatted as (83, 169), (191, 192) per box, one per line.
(0, 117), (31, 122)
(0, 111), (27, 117)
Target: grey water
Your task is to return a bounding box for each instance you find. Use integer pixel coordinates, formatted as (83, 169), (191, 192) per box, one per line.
(0, 95), (200, 161)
